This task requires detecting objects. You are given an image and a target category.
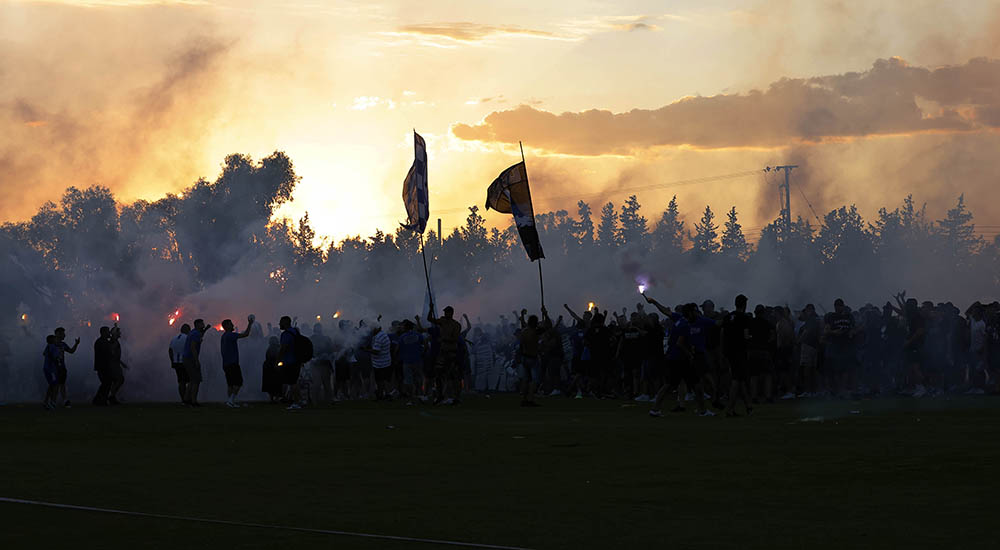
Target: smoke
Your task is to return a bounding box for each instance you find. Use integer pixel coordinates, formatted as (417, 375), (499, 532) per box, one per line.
(0, 2), (233, 221)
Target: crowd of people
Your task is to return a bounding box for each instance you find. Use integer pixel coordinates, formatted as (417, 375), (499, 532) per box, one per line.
(31, 292), (1000, 414)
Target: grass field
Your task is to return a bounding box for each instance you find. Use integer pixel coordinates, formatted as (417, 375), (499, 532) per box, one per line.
(1, 394), (999, 550)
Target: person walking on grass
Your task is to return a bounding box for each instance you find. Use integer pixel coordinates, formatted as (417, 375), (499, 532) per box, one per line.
(427, 305), (464, 405)
(183, 319), (206, 406)
(42, 334), (59, 409)
(517, 307), (551, 407)
(92, 327), (114, 406)
(52, 327), (79, 408)
(169, 324), (191, 403)
(723, 295), (754, 417)
(649, 303), (713, 418)
(279, 316), (304, 410)
(221, 316), (254, 408)
(367, 323), (393, 400)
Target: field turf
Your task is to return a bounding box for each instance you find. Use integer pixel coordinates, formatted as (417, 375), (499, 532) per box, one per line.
(1, 394), (998, 550)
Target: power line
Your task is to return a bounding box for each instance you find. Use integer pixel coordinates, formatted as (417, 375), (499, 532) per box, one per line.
(795, 185), (823, 225)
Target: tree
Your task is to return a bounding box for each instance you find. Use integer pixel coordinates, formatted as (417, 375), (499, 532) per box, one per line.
(937, 194), (982, 263)
(617, 195), (648, 247)
(575, 200), (594, 249)
(291, 213), (323, 270)
(597, 201), (620, 248)
(720, 206), (750, 261)
(650, 195), (685, 254)
(691, 205), (719, 258)
(815, 205), (873, 265)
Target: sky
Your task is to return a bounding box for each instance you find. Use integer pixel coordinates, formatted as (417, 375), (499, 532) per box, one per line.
(3, 0), (1000, 243)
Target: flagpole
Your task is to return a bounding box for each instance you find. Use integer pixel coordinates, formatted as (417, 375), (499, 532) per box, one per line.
(419, 231), (433, 314)
(520, 141), (545, 311)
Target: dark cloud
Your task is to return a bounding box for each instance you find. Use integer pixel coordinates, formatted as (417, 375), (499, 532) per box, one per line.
(452, 57), (1000, 155)
(613, 22), (659, 32)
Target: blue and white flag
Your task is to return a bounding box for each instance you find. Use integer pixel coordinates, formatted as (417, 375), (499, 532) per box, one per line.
(485, 161), (544, 261)
(401, 131), (429, 234)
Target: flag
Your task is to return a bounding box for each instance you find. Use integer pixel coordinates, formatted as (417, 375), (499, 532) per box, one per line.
(485, 161), (544, 260)
(400, 131), (428, 233)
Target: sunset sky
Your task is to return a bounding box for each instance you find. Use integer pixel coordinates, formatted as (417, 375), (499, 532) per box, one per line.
(3, 0), (1000, 243)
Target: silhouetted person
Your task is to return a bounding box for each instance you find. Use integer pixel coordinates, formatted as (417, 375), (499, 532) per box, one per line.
(52, 327), (79, 408)
(279, 316), (303, 409)
(221, 316), (254, 407)
(650, 303), (711, 417)
(92, 327), (114, 406)
(107, 325), (128, 405)
(723, 294), (754, 417)
(310, 323), (335, 405)
(824, 298), (857, 398)
(183, 319), (206, 406)
(262, 336), (282, 401)
(42, 334), (59, 409)
(517, 308), (551, 407)
(169, 324), (191, 402)
(428, 305), (463, 405)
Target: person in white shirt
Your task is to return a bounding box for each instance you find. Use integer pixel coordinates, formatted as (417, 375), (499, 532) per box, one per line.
(367, 325), (393, 400)
(168, 324), (191, 403)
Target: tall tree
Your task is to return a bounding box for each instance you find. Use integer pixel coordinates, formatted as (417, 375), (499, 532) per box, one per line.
(720, 206), (750, 261)
(691, 205), (720, 257)
(815, 205), (873, 265)
(937, 194), (982, 262)
(651, 195), (685, 254)
(575, 200), (594, 249)
(617, 194), (648, 247)
(597, 201), (620, 248)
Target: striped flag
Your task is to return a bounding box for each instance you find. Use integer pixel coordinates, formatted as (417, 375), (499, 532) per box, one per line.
(485, 161), (544, 261)
(400, 131), (428, 233)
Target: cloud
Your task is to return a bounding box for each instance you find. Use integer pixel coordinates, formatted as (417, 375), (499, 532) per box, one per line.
(464, 95), (506, 106)
(13, 0), (209, 7)
(350, 96), (397, 110)
(382, 14), (671, 48)
(452, 57), (1000, 155)
(390, 22), (565, 44)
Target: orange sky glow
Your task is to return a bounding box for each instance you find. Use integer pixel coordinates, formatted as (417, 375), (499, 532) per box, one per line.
(3, 0), (1000, 243)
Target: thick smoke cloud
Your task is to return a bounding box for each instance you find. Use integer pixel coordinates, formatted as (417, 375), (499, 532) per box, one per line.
(452, 57), (1000, 154)
(0, 2), (232, 222)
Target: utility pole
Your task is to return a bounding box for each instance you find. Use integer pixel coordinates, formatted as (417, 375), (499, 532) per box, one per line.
(773, 165), (798, 240)
(437, 218), (442, 247)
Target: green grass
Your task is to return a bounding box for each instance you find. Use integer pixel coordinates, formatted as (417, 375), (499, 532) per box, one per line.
(1, 395), (999, 550)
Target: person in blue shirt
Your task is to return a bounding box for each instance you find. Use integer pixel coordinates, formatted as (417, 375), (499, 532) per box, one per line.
(397, 319), (426, 403)
(220, 316), (254, 408)
(648, 303), (713, 417)
(183, 319), (206, 406)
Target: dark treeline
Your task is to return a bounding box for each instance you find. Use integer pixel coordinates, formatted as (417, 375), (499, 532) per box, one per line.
(2, 151), (999, 400)
(3, 152), (997, 328)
